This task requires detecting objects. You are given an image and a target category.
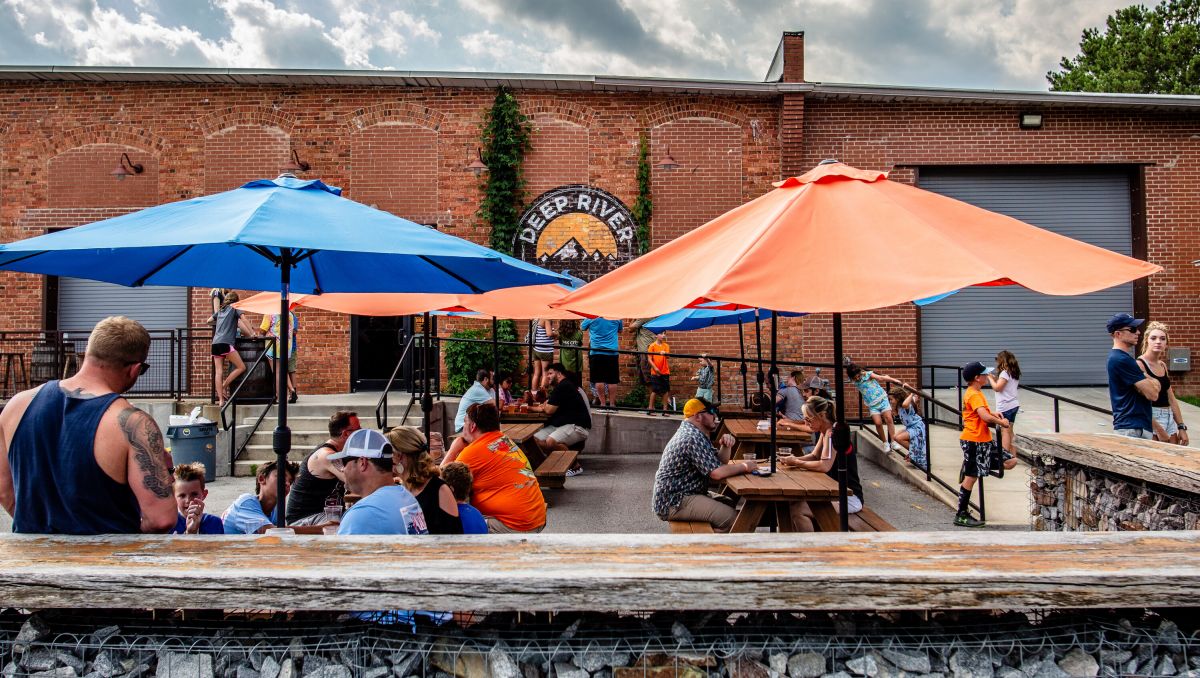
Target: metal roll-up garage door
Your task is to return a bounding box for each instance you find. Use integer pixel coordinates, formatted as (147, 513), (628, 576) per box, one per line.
(918, 167), (1134, 386)
(57, 279), (190, 393)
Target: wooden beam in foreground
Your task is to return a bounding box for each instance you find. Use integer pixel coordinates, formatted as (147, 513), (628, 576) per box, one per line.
(0, 531), (1197, 611)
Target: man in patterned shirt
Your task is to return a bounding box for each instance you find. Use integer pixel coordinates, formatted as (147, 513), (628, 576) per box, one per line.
(652, 398), (756, 532)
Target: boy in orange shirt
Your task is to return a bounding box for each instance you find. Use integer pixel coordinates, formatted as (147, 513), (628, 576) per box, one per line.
(956, 361), (1012, 528)
(647, 331), (671, 415)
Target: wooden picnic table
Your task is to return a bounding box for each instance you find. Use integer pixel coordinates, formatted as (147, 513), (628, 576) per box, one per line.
(723, 465), (841, 533)
(717, 418), (812, 460)
(500, 410), (549, 424)
(502, 422), (543, 446)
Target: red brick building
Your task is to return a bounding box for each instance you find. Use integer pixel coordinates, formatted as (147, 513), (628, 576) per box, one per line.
(1, 33), (1197, 397)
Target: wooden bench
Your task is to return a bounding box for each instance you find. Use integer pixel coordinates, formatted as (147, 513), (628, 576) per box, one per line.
(535, 449), (578, 489)
(845, 507), (897, 532)
(3, 532), (1200, 611)
(668, 520), (715, 534)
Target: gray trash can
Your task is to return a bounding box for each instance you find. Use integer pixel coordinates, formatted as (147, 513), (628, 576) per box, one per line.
(167, 423), (218, 482)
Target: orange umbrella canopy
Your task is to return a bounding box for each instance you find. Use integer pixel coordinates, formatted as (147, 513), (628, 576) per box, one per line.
(235, 284), (583, 319)
(555, 162), (1161, 318)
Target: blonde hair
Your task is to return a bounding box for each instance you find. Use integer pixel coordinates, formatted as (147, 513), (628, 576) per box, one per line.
(174, 462), (207, 485)
(801, 395), (836, 423)
(1140, 321), (1169, 355)
(85, 316), (150, 368)
(385, 426), (439, 490)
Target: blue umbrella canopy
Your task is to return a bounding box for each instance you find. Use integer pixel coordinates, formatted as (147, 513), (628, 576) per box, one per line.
(0, 175), (568, 527)
(644, 304), (804, 332)
(0, 176), (567, 293)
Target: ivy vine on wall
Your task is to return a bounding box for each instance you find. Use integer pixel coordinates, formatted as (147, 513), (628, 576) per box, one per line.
(631, 133), (653, 255)
(479, 87), (532, 255)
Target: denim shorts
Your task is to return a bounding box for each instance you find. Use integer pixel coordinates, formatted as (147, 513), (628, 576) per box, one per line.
(1153, 407), (1179, 436)
(1115, 427), (1155, 440)
(1001, 406), (1019, 424)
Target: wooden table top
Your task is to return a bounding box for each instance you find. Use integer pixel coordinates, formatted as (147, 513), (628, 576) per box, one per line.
(719, 418), (812, 443)
(1025, 433), (1200, 495)
(723, 464), (839, 500)
(501, 410), (549, 423)
(502, 422), (543, 442)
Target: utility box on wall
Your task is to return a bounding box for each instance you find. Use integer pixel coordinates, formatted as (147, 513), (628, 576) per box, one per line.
(1168, 347), (1190, 372)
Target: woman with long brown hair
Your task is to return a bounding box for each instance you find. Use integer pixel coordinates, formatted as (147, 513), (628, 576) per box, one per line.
(386, 426), (462, 534)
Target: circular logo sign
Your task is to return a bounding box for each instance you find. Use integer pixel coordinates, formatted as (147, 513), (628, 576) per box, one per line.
(514, 185), (639, 281)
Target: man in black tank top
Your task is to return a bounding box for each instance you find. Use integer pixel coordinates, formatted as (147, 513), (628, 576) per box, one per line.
(285, 410), (360, 525)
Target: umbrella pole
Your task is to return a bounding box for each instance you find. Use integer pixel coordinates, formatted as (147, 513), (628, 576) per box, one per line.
(492, 317), (500, 410)
(273, 257), (292, 527)
(738, 318), (749, 408)
(833, 312), (849, 532)
(754, 311), (764, 414)
(770, 311), (778, 474)
(422, 312), (432, 443)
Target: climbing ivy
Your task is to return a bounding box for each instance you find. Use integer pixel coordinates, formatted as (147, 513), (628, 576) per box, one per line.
(479, 87), (532, 255)
(631, 133), (653, 254)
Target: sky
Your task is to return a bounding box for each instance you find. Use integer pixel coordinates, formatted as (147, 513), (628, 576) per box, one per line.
(0, 0), (1132, 91)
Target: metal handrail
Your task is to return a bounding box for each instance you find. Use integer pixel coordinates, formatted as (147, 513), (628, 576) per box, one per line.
(219, 338), (277, 476)
(1022, 385), (1112, 433)
(374, 333), (419, 429)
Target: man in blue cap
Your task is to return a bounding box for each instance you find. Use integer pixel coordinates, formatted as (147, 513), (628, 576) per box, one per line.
(1106, 313), (1161, 439)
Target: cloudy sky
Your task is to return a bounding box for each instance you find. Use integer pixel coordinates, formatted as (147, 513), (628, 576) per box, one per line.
(0, 0), (1130, 90)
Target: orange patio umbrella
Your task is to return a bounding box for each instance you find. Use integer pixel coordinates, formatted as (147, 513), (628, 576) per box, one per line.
(555, 162), (1160, 318)
(235, 284), (583, 319)
(555, 160), (1161, 528)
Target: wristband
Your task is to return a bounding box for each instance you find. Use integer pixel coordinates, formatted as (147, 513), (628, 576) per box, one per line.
(1179, 424), (1188, 431)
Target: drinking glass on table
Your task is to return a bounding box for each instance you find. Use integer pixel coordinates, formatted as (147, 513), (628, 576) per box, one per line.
(778, 447), (793, 459)
(742, 451), (757, 466)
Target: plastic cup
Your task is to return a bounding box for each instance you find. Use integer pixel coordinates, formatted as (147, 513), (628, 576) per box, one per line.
(322, 525), (339, 536)
(743, 452), (757, 465)
(264, 527), (295, 536)
(778, 447), (793, 458)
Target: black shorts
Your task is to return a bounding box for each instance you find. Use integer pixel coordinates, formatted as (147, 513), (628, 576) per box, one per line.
(650, 374), (670, 394)
(959, 439), (994, 478)
(589, 354), (619, 385)
(211, 343), (234, 357)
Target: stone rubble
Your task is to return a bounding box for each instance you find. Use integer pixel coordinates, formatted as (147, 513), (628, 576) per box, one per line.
(1030, 458), (1199, 531)
(0, 613), (1197, 678)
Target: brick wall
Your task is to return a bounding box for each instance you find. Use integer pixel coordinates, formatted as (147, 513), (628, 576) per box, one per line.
(0, 77), (1192, 398)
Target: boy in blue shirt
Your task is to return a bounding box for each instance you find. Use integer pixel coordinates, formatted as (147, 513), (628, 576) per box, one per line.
(440, 461), (488, 534)
(170, 462), (223, 535)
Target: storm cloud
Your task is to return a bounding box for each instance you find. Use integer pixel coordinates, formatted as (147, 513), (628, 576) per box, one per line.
(0, 0), (1129, 90)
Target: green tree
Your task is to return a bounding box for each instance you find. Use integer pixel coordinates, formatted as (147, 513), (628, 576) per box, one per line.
(479, 88), (532, 255)
(1048, 0), (1200, 94)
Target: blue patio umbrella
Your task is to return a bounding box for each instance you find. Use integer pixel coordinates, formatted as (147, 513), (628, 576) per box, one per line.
(644, 304), (805, 407)
(0, 176), (568, 525)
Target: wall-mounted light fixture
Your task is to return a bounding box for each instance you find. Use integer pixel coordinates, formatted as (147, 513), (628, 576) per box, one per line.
(110, 153), (143, 181)
(280, 149), (310, 173)
(464, 147), (488, 176)
(655, 146), (682, 171)
(1019, 112), (1044, 130)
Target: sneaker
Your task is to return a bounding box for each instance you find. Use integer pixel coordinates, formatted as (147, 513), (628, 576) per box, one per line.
(954, 513), (986, 528)
(565, 467), (584, 477)
(890, 441), (905, 453)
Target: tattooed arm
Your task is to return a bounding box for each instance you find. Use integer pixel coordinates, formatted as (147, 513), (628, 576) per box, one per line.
(117, 407), (178, 533)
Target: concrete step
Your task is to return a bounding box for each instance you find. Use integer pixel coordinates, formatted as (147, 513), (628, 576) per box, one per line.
(247, 430), (330, 447)
(248, 415), (332, 430)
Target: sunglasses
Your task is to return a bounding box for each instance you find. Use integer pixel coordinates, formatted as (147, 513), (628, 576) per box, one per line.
(127, 360), (150, 375)
(1122, 327), (1141, 334)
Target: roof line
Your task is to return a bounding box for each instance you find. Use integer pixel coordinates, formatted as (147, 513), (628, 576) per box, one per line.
(0, 65), (1198, 109)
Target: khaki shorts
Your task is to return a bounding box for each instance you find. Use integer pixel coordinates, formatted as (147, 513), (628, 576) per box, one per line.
(535, 424), (589, 446)
(486, 517), (546, 533)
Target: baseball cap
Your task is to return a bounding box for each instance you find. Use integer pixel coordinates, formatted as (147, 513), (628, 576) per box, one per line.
(962, 361), (994, 383)
(1106, 313), (1146, 334)
(683, 398), (718, 418)
(327, 428), (392, 461)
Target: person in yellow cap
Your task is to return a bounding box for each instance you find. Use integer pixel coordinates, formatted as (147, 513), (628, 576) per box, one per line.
(651, 398), (755, 532)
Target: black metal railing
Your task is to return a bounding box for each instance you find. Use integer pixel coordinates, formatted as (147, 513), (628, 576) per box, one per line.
(0, 329), (188, 398)
(219, 337), (277, 476)
(1022, 385), (1113, 432)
